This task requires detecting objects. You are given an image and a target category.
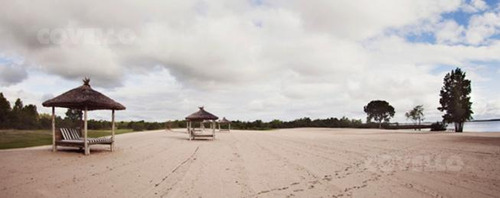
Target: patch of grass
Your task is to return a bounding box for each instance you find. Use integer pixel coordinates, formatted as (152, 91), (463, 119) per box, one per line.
(0, 130), (52, 149)
(0, 129), (135, 150)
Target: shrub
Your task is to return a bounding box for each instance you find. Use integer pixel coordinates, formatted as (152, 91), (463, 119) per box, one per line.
(430, 122), (447, 131)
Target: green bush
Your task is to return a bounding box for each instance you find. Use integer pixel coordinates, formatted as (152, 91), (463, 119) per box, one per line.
(130, 121), (145, 131)
(430, 122), (447, 131)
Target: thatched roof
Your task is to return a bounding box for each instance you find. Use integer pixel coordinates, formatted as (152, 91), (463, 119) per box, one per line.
(186, 107), (218, 121)
(42, 78), (126, 110)
(219, 117), (231, 123)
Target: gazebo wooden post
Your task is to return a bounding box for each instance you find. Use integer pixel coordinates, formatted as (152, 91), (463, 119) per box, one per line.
(111, 109), (115, 151)
(52, 107), (56, 152)
(84, 107), (89, 155)
(188, 121), (192, 140)
(212, 120), (215, 140)
(187, 121), (190, 140)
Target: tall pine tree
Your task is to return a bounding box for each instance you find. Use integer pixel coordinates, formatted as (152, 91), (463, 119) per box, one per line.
(65, 108), (82, 128)
(438, 68), (473, 132)
(21, 104), (39, 129)
(0, 93), (11, 128)
(11, 98), (24, 129)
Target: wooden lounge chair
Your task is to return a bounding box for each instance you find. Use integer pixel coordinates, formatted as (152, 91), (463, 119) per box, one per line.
(55, 128), (113, 153)
(188, 128), (215, 140)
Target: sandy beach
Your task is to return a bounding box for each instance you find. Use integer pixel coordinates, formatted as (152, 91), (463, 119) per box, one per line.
(1, 128), (499, 198)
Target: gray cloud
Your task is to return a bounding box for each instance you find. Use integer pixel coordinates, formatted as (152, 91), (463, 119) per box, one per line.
(0, 0), (464, 88)
(0, 64), (28, 86)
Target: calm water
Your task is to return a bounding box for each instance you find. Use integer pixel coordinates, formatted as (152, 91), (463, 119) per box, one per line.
(446, 121), (500, 132)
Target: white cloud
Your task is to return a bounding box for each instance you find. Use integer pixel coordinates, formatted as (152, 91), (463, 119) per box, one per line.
(461, 0), (489, 13)
(466, 11), (500, 45)
(469, 84), (500, 120)
(435, 20), (465, 44)
(0, 0), (464, 86)
(274, 0), (461, 40)
(404, 1), (499, 46)
(0, 0), (499, 122)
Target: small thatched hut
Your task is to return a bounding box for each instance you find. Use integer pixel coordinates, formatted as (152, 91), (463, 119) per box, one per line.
(185, 107), (218, 140)
(42, 78), (125, 155)
(218, 117), (231, 132)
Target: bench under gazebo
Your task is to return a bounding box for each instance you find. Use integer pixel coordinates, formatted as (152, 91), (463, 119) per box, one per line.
(218, 117), (231, 132)
(186, 107), (218, 140)
(42, 78), (126, 155)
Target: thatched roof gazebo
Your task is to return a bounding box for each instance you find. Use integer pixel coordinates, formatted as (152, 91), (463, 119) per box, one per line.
(185, 107), (218, 140)
(218, 117), (231, 132)
(42, 78), (125, 155)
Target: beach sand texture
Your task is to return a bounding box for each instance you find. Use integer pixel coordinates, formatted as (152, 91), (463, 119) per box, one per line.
(1, 128), (499, 198)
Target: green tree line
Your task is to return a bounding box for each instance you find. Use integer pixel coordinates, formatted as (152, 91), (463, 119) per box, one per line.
(230, 117), (366, 130)
(0, 93), (39, 129)
(0, 92), (404, 131)
(0, 93), (165, 131)
(167, 117), (368, 130)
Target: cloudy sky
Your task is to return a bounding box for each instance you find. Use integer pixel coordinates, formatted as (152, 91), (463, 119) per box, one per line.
(1, 0), (500, 122)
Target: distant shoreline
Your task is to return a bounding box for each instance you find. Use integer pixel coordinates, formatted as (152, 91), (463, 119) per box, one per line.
(471, 119), (500, 122)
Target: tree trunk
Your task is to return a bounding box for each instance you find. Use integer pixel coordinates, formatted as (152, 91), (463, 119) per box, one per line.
(455, 122), (463, 132)
(378, 121), (381, 129)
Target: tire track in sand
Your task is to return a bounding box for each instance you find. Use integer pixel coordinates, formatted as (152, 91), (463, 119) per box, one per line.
(141, 145), (200, 197)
